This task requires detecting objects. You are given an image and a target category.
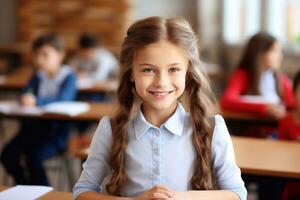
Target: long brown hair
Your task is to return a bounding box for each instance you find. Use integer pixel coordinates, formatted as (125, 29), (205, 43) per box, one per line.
(106, 16), (218, 196)
(237, 32), (283, 96)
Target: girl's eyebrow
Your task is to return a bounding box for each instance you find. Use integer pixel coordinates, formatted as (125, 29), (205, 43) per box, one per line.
(138, 63), (182, 67)
(138, 63), (156, 67)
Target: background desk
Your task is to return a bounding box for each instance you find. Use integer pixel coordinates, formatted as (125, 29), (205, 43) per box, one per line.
(232, 136), (300, 179)
(0, 102), (117, 122)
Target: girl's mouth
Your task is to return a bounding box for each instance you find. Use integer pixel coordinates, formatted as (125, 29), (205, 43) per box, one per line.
(149, 90), (174, 97)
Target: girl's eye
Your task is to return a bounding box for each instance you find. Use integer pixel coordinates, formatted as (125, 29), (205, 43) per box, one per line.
(142, 68), (154, 73)
(169, 67), (181, 73)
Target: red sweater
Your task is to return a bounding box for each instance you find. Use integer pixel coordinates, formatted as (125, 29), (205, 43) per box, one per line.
(221, 68), (296, 116)
(279, 112), (300, 141)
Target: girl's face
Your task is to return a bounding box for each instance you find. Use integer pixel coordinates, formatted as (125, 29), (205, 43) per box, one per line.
(261, 41), (282, 70)
(34, 45), (64, 75)
(132, 40), (188, 114)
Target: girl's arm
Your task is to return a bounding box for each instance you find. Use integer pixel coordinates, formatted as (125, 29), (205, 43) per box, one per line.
(76, 185), (173, 200)
(281, 74), (296, 109)
(209, 115), (247, 200)
(221, 69), (269, 116)
(73, 117), (112, 199)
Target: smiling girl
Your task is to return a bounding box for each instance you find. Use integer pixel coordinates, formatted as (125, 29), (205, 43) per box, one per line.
(73, 16), (247, 200)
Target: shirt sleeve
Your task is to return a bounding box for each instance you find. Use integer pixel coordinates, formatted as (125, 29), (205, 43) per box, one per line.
(212, 115), (247, 200)
(73, 116), (112, 199)
(281, 74), (296, 110)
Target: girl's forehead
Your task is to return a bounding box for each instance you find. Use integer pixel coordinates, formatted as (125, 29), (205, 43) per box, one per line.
(134, 40), (188, 66)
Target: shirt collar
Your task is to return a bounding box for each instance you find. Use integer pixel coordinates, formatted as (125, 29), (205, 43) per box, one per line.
(133, 102), (186, 140)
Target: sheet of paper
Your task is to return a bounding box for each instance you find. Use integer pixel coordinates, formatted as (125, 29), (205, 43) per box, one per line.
(0, 185), (53, 200)
(77, 77), (96, 89)
(43, 101), (90, 116)
(240, 95), (279, 104)
(0, 101), (43, 116)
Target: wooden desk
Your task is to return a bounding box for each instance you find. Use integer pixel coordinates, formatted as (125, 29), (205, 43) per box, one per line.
(232, 136), (300, 179)
(0, 67), (118, 94)
(0, 102), (117, 122)
(73, 136), (300, 180)
(0, 186), (72, 200)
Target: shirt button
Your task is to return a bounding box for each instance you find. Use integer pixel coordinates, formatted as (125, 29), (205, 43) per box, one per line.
(154, 148), (159, 155)
(155, 131), (160, 137)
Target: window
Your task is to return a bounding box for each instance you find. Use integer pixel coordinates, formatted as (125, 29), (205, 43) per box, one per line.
(223, 0), (300, 48)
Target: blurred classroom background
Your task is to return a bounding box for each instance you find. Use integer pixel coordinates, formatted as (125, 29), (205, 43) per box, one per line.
(0, 0), (300, 200)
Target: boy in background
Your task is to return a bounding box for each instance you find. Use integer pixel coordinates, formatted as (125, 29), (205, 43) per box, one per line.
(0, 33), (77, 185)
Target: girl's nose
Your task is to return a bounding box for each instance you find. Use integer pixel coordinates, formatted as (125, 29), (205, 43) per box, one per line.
(154, 71), (168, 88)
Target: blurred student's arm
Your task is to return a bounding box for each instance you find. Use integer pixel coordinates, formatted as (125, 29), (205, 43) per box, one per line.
(20, 73), (39, 107)
(281, 74), (296, 109)
(221, 69), (269, 116)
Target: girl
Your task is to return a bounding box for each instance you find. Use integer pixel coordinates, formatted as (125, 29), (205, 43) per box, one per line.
(73, 17), (246, 200)
(221, 32), (295, 119)
(279, 70), (300, 141)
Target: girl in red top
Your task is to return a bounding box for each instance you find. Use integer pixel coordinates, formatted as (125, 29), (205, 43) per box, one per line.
(279, 70), (300, 141)
(221, 32), (295, 119)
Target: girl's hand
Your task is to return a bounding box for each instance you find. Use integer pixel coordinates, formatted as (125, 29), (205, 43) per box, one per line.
(133, 185), (174, 200)
(20, 94), (36, 107)
(266, 104), (286, 119)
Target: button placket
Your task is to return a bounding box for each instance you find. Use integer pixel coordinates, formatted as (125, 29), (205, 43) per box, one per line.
(152, 129), (161, 184)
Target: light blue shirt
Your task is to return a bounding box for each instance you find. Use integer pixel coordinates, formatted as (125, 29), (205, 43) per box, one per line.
(73, 103), (247, 200)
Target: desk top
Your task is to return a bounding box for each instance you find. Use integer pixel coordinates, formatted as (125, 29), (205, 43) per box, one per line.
(0, 102), (117, 122)
(0, 186), (72, 200)
(232, 136), (300, 179)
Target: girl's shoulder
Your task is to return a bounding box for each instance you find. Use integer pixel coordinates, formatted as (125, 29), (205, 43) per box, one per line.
(98, 115), (112, 129)
(90, 116), (114, 148)
(210, 114), (229, 140)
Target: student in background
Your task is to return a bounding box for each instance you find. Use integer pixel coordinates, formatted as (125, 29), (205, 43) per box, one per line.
(0, 33), (77, 185)
(221, 32), (295, 120)
(73, 17), (246, 200)
(69, 33), (118, 83)
(69, 33), (119, 149)
(279, 70), (300, 141)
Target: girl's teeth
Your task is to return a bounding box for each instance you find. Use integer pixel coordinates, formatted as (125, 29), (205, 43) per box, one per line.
(152, 92), (169, 96)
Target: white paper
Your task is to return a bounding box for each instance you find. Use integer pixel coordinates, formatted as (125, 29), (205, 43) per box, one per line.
(0, 101), (89, 117)
(0, 101), (43, 116)
(0, 185), (53, 200)
(43, 101), (90, 116)
(77, 77), (96, 89)
(240, 95), (279, 104)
